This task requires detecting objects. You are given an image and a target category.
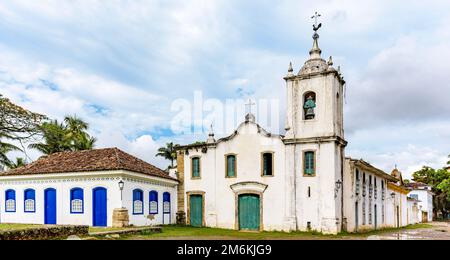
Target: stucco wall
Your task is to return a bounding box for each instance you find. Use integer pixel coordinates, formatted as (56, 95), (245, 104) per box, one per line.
(0, 170), (177, 227)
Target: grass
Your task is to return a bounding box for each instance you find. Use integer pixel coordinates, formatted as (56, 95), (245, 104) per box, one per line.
(125, 223), (434, 240)
(89, 226), (138, 233)
(0, 224), (41, 231)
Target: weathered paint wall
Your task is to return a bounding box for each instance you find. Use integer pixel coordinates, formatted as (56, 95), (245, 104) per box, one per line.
(0, 170), (177, 227)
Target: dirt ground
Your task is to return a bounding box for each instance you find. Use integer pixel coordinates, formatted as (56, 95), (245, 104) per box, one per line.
(368, 222), (450, 240)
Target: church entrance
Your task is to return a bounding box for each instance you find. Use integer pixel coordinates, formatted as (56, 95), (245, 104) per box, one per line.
(189, 195), (203, 227)
(238, 194), (261, 231)
(44, 188), (57, 225)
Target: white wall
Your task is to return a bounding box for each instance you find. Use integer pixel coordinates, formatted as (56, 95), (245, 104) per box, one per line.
(183, 122), (287, 231)
(409, 190), (433, 222)
(0, 170), (177, 227)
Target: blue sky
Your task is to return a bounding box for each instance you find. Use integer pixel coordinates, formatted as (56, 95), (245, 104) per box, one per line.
(0, 0), (449, 178)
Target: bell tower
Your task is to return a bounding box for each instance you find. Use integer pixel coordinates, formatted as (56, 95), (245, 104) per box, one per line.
(282, 14), (348, 234)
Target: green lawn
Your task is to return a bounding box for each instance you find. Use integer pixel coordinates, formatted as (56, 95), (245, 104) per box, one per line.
(123, 223), (434, 240)
(0, 224), (40, 231)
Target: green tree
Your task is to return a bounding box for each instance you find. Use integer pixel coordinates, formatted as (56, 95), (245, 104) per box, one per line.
(156, 142), (178, 168)
(64, 116), (96, 150)
(413, 166), (450, 220)
(0, 94), (45, 167)
(29, 116), (96, 155)
(8, 157), (27, 169)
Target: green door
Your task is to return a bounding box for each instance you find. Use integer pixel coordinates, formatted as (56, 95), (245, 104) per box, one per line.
(189, 195), (203, 227)
(238, 194), (261, 231)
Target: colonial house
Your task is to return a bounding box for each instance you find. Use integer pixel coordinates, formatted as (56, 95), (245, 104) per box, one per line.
(405, 182), (434, 222)
(0, 148), (178, 227)
(175, 24), (423, 234)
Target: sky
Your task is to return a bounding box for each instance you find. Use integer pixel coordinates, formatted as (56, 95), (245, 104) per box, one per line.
(0, 0), (449, 179)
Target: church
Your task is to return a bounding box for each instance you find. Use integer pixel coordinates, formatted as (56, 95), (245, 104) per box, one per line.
(175, 22), (421, 234)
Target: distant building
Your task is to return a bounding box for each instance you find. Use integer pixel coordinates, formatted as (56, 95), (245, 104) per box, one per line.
(0, 148), (178, 227)
(405, 182), (434, 222)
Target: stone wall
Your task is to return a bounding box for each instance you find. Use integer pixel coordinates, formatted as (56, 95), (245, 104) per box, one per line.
(0, 225), (89, 240)
(176, 150), (186, 225)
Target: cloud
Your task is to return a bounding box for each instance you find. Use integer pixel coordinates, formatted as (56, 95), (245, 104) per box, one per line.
(0, 0), (449, 175)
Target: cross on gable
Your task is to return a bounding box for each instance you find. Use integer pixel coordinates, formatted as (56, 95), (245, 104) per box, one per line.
(245, 99), (256, 114)
(311, 12), (322, 32)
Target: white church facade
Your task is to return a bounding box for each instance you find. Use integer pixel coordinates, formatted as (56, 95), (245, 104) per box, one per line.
(0, 148), (178, 227)
(175, 24), (422, 234)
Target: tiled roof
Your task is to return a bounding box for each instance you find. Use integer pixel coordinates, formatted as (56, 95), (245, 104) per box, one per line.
(1, 148), (177, 181)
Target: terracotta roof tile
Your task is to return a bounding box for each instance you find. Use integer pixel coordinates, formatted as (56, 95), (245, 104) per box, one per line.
(1, 148), (177, 181)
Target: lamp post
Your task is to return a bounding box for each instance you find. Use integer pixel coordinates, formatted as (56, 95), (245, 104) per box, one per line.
(119, 180), (125, 202)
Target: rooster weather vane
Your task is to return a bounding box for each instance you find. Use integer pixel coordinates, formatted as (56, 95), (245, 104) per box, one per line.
(311, 12), (322, 32)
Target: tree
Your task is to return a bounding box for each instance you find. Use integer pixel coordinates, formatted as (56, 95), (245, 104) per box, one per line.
(413, 166), (450, 220)
(8, 157), (27, 169)
(0, 94), (45, 167)
(156, 142), (178, 168)
(29, 116), (96, 155)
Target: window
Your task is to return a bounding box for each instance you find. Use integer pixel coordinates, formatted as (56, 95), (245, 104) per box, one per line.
(24, 189), (36, 213)
(70, 188), (84, 214)
(308, 187), (311, 198)
(410, 194), (419, 200)
(362, 201), (366, 225)
(5, 190), (16, 212)
(149, 191), (158, 214)
(355, 169), (360, 196)
(303, 92), (317, 120)
(304, 151), (315, 176)
(163, 192), (171, 214)
(191, 157), (201, 178)
(226, 155), (237, 178)
(133, 189), (144, 215)
(262, 153), (274, 176)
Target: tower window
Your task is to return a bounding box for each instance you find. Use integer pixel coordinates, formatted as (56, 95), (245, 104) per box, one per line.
(303, 151), (316, 176)
(303, 92), (317, 120)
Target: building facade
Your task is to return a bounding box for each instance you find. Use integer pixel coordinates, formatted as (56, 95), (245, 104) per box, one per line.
(406, 182), (434, 222)
(0, 148), (178, 227)
(175, 25), (421, 234)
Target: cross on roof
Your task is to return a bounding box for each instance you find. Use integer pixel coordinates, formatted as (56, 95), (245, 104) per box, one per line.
(245, 99), (256, 114)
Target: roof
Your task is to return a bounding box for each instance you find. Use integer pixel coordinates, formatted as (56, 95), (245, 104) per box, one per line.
(346, 158), (398, 182)
(177, 120), (283, 150)
(1, 148), (177, 181)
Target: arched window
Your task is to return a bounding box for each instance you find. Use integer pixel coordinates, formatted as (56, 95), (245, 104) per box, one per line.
(133, 189), (144, 215)
(226, 155), (237, 178)
(163, 192), (171, 214)
(24, 189), (36, 213)
(5, 189), (16, 212)
(149, 191), (158, 214)
(262, 153), (274, 176)
(303, 92), (317, 120)
(70, 188), (84, 214)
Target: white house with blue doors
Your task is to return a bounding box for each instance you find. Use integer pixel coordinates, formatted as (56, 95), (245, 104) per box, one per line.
(0, 148), (178, 227)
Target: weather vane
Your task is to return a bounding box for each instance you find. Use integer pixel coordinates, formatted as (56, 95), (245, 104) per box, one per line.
(311, 12), (322, 32)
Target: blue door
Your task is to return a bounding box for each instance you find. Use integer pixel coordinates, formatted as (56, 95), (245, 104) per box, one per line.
(93, 187), (107, 227)
(44, 188), (57, 225)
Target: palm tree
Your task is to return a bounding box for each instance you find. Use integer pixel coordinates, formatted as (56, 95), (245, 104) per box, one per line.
(8, 157), (27, 169)
(0, 132), (21, 167)
(29, 116), (96, 155)
(156, 142), (178, 168)
(64, 115), (96, 150)
(28, 120), (71, 155)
